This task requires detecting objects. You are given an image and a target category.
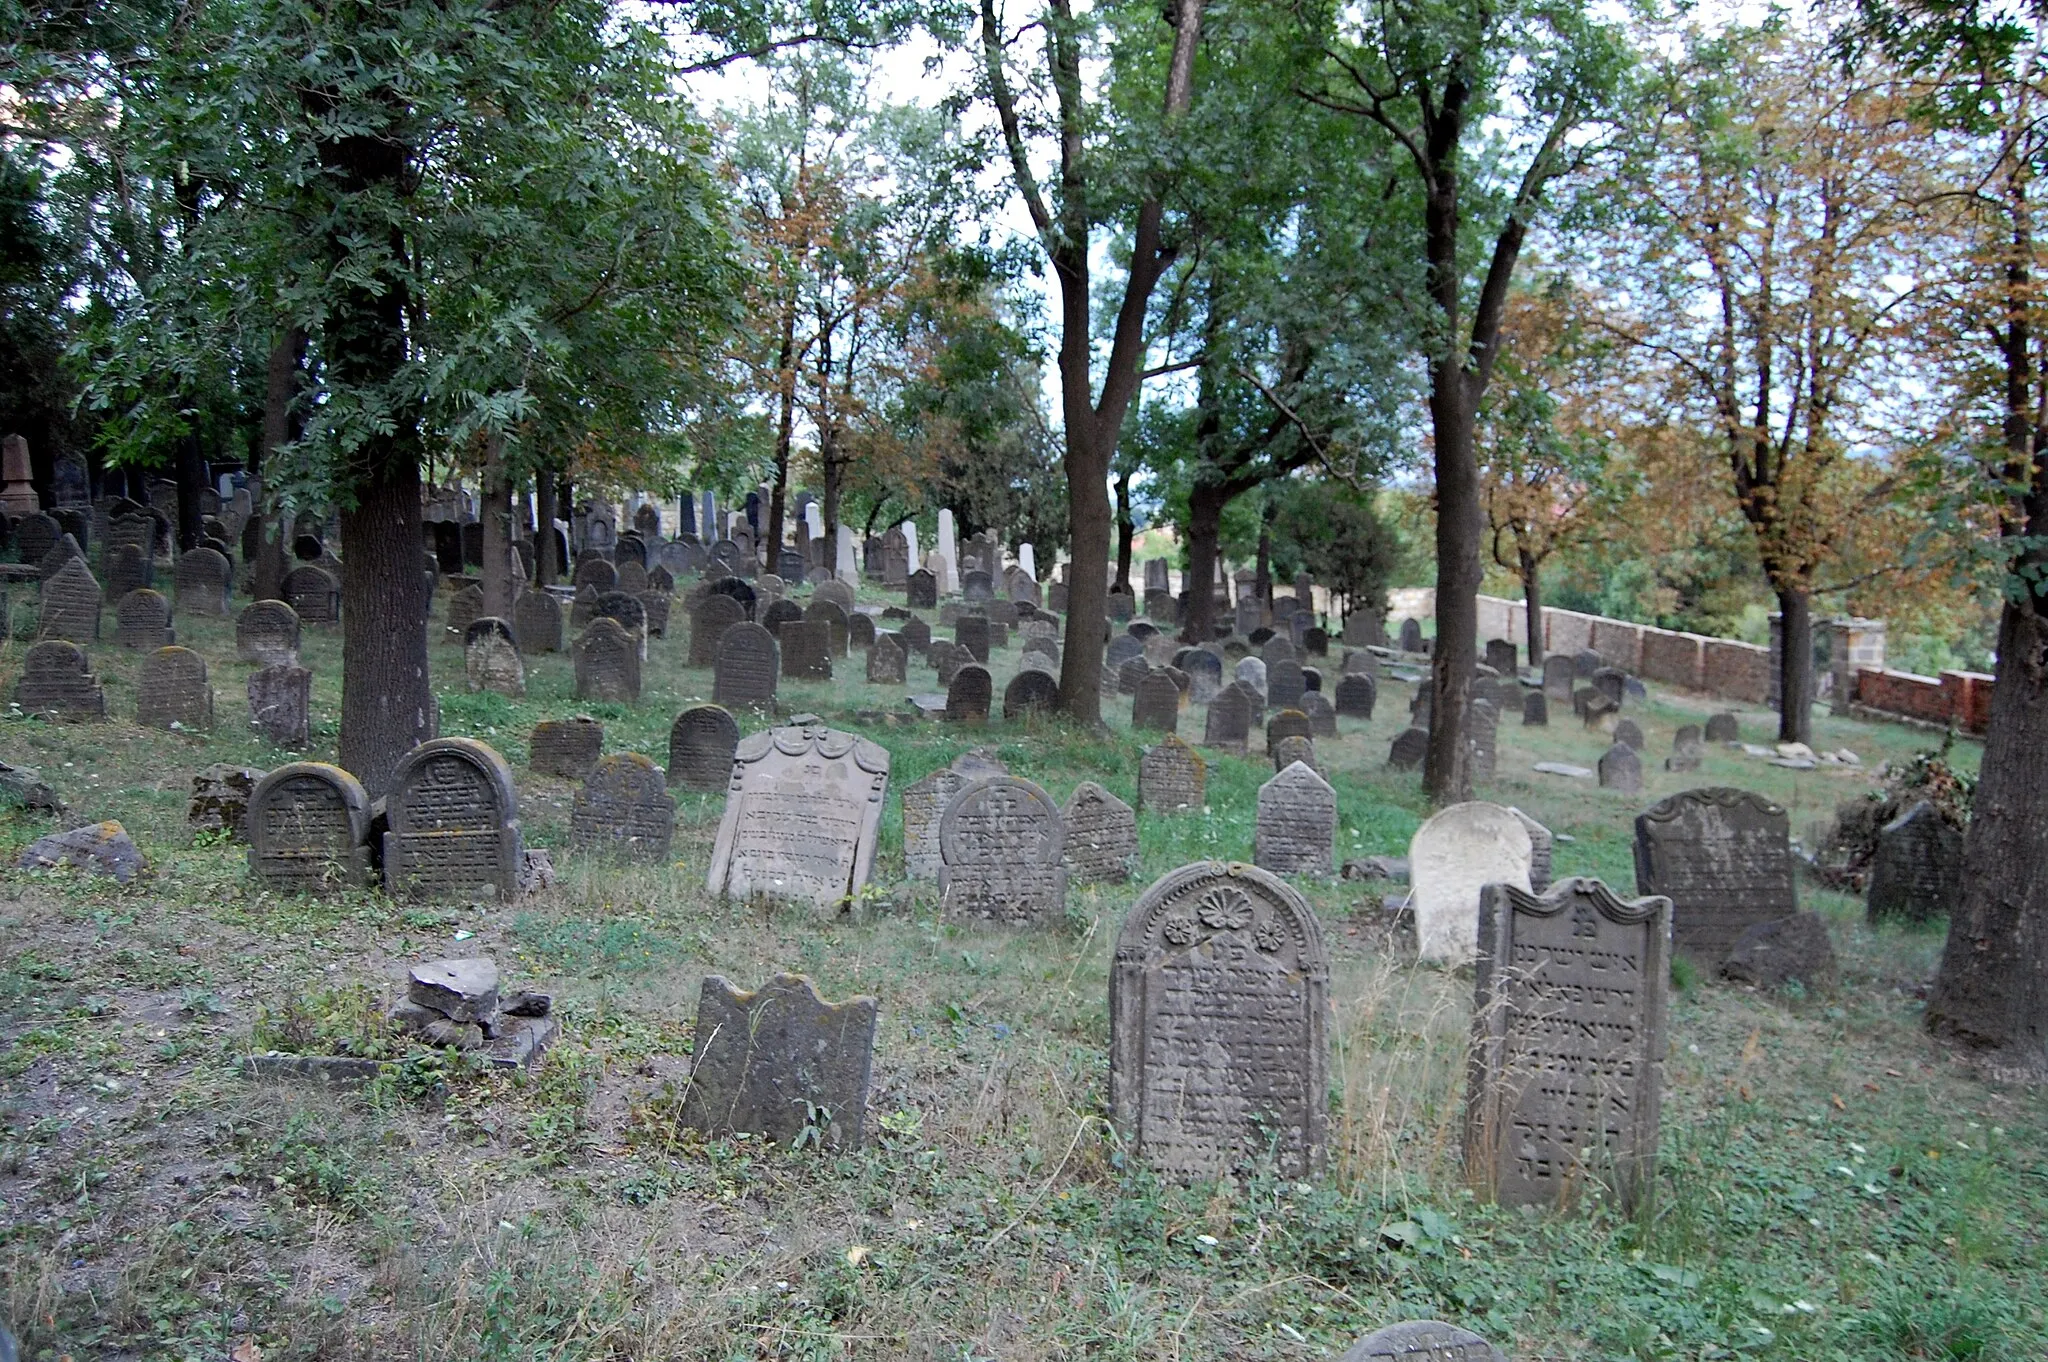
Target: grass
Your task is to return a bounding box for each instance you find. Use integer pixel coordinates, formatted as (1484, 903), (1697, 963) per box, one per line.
(0, 584), (2039, 1361)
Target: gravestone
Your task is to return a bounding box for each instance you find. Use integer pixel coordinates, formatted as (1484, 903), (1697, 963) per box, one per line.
(574, 619), (641, 701)
(1593, 667), (1627, 706)
(1236, 597), (1263, 636)
(175, 547), (231, 616)
(1202, 683), (1252, 754)
(1271, 734), (1316, 773)
(805, 598), (850, 655)
(1469, 877), (1670, 1212)
(929, 640), (968, 685)
(762, 598), (804, 637)
(901, 751), (1009, 880)
(1704, 712), (1740, 743)
(1543, 654), (1574, 700)
(1340, 1322), (1507, 1362)
(115, 588), (174, 649)
(707, 722), (891, 911)
(444, 584), (486, 639)
(1138, 736), (1205, 813)
(648, 565), (675, 595)
(1388, 726), (1430, 771)
(1267, 655), (1306, 711)
(1667, 724), (1704, 772)
(615, 559), (649, 595)
(572, 753), (675, 862)
(1613, 718), (1645, 751)
(1298, 691), (1337, 738)
(961, 569), (994, 602)
(573, 557), (618, 592)
(1254, 761), (1337, 877)
(1574, 648), (1602, 678)
(709, 575), (758, 617)
(1485, 638), (1518, 676)
(1598, 742), (1642, 792)
(848, 612), (876, 650)
(1106, 635), (1145, 673)
(780, 618), (833, 680)
(593, 590), (647, 647)
(383, 738), (524, 901)
(530, 717), (604, 779)
(13, 640), (106, 720)
(246, 763), (373, 890)
(1409, 801), (1534, 962)
(901, 616), (931, 657)
(939, 775), (1068, 926)
(105, 543), (150, 603)
(906, 568), (937, 608)
(1302, 626), (1328, 657)
(1721, 912), (1838, 988)
(713, 621), (780, 708)
(1062, 782), (1136, 884)
(1399, 618), (1424, 652)
(1132, 671), (1180, 733)
(1512, 807), (1555, 892)
(1110, 861), (1329, 1178)
(1003, 667), (1060, 719)
(1334, 673), (1377, 720)
(690, 593), (745, 666)
(1183, 649), (1223, 703)
(1467, 698), (1501, 779)
(1634, 788), (1796, 963)
(464, 618), (524, 697)
(248, 663), (311, 747)
(1105, 590), (1134, 621)
(39, 557), (102, 642)
(1234, 656), (1269, 704)
(956, 614), (990, 664)
(236, 600), (300, 665)
(1342, 648), (1381, 679)
(281, 565), (339, 624)
(136, 645), (213, 729)
(1265, 708), (1312, 750)
(1523, 690), (1549, 726)
(678, 973), (877, 1151)
(945, 663), (993, 724)
(1865, 801), (1962, 925)
(570, 584), (599, 629)
(668, 704), (741, 791)
(15, 512), (58, 565)
(515, 590), (564, 653)
(37, 532), (81, 581)
(867, 633), (907, 684)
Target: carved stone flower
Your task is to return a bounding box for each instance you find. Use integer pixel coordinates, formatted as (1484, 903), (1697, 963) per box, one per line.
(1162, 914), (1198, 945)
(1195, 886), (1255, 932)
(1252, 916), (1285, 953)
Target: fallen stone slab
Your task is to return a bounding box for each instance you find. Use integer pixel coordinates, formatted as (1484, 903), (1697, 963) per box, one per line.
(1532, 761), (1593, 779)
(18, 820), (146, 882)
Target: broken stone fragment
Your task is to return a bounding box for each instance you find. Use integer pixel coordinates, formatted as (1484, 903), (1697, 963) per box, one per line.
(385, 1000), (441, 1036)
(420, 1018), (486, 1050)
(18, 820), (146, 883)
(407, 958), (500, 1023)
(501, 991), (552, 1018)
(0, 760), (66, 816)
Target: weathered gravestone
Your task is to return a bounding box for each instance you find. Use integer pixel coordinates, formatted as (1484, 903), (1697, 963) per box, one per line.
(945, 663), (993, 724)
(1234, 655), (1269, 705)
(514, 590), (564, 654)
(1132, 671), (1181, 733)
(572, 753), (675, 862)
(1003, 667), (1059, 719)
(678, 973), (877, 1151)
(1704, 712), (1740, 743)
(175, 547), (231, 616)
(780, 618), (833, 680)
(570, 584), (599, 629)
(1667, 724), (1704, 772)
(1117, 657), (1151, 697)
(464, 618), (524, 697)
(1298, 691), (1337, 738)
(762, 598), (804, 637)
(956, 614), (990, 664)
(1254, 761), (1337, 877)
(593, 591), (647, 648)
(13, 640), (106, 720)
(708, 723), (890, 912)
(1865, 800), (1962, 925)
(1409, 801), (1534, 963)
(281, 565), (339, 623)
(1182, 649), (1223, 703)
(1468, 877), (1670, 1212)
(805, 599), (850, 655)
(1467, 698), (1501, 780)
(136, 645), (213, 729)
(37, 532), (81, 581)
(247, 662), (311, 748)
(1267, 656), (1306, 711)
(1485, 638), (1518, 676)
(1340, 1321), (1508, 1362)
(1138, 736), (1206, 814)
(1543, 654), (1574, 700)
(1399, 618), (1424, 652)
(1271, 734), (1317, 774)
(1634, 788), (1795, 964)
(246, 762), (373, 890)
(901, 751), (1008, 880)
(900, 615), (931, 657)
(667, 704), (741, 791)
(530, 717), (603, 779)
(1063, 782), (1137, 884)
(1335, 673), (1377, 720)
(848, 612), (876, 651)
(1613, 718), (1645, 751)
(574, 618), (641, 702)
(1202, 683), (1252, 755)
(1388, 726), (1430, 771)
(105, 543), (150, 603)
(1523, 690), (1549, 726)
(14, 512), (58, 565)
(928, 639), (969, 685)
(615, 559), (649, 595)
(1110, 861), (1329, 1178)
(906, 568), (937, 609)
(713, 621), (780, 708)
(573, 557), (618, 592)
(867, 633), (907, 684)
(39, 557), (102, 642)
(961, 568), (994, 602)
(939, 775), (1068, 926)
(1103, 590), (1135, 622)
(690, 593), (745, 666)
(383, 738), (523, 900)
(1266, 708), (1312, 751)
(115, 588), (174, 649)
(1598, 741), (1642, 793)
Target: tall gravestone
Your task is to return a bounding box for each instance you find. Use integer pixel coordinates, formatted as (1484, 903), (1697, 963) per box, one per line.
(1468, 878), (1671, 1212)
(1254, 762), (1336, 877)
(574, 618), (641, 702)
(246, 762), (373, 890)
(1132, 671), (1181, 733)
(939, 775), (1068, 926)
(678, 973), (877, 1151)
(115, 588), (174, 650)
(945, 663), (993, 724)
(383, 738), (524, 901)
(1202, 684), (1252, 755)
(175, 547), (232, 616)
(668, 704), (741, 792)
(465, 618), (525, 698)
(1063, 782), (1137, 884)
(572, 753), (675, 862)
(515, 591), (565, 654)
(1409, 802), (1535, 963)
(690, 593), (745, 666)
(1138, 736), (1205, 813)
(707, 723), (890, 912)
(248, 662), (311, 748)
(13, 640), (106, 720)
(1865, 801), (1963, 925)
(1634, 788), (1795, 964)
(39, 557), (102, 642)
(1110, 861), (1329, 1178)
(136, 645), (214, 729)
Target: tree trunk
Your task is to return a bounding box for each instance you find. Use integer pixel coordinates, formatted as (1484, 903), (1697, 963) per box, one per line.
(253, 329), (301, 602)
(174, 429), (207, 552)
(1253, 505), (1272, 606)
(766, 296), (797, 573)
(1114, 470), (1134, 597)
(1183, 480), (1226, 643)
(1776, 586), (1814, 744)
(479, 431), (515, 619)
(1059, 420), (1112, 723)
(1520, 545), (1545, 666)
(534, 471), (558, 586)
(1425, 365), (1482, 805)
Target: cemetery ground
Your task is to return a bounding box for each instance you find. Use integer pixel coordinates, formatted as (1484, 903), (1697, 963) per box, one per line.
(0, 605), (2043, 1362)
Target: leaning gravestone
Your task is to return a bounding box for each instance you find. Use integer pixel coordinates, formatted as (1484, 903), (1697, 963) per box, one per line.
(464, 618), (524, 698)
(668, 704), (741, 791)
(1865, 800), (1962, 925)
(939, 775), (1068, 926)
(246, 762), (373, 890)
(281, 565), (339, 624)
(236, 600), (300, 665)
(39, 557), (102, 642)
(678, 973), (877, 1151)
(780, 618), (833, 680)
(248, 663), (311, 747)
(1634, 787), (1795, 964)
(1409, 802), (1534, 963)
(945, 663), (993, 724)
(515, 590), (565, 654)
(900, 752), (1009, 880)
(13, 640), (106, 720)
(1110, 861), (1329, 1178)
(689, 593), (746, 666)
(136, 645), (213, 729)
(1388, 726), (1429, 771)
(574, 618), (641, 702)
(1003, 667), (1060, 719)
(1598, 741), (1642, 793)
(175, 547), (232, 616)
(1138, 736), (1206, 814)
(1062, 782), (1137, 884)
(115, 588), (174, 650)
(1132, 671), (1180, 733)
(383, 738), (524, 901)
(867, 633), (907, 684)
(714, 621), (780, 709)
(572, 753), (675, 862)
(1254, 761), (1337, 877)
(1202, 683), (1252, 755)
(1334, 673), (1377, 720)
(708, 722), (891, 912)
(1340, 1321), (1508, 1362)
(530, 717), (604, 779)
(1469, 877), (1671, 1212)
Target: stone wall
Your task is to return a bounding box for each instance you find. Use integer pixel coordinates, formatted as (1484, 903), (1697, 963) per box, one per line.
(1851, 668), (1994, 734)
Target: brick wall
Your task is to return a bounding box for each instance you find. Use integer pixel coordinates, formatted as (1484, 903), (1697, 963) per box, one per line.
(1639, 629), (1706, 691)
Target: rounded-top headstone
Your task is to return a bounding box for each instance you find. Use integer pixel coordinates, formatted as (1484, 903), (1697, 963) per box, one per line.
(1340, 1320), (1507, 1362)
(1408, 801), (1534, 963)
(668, 704), (742, 791)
